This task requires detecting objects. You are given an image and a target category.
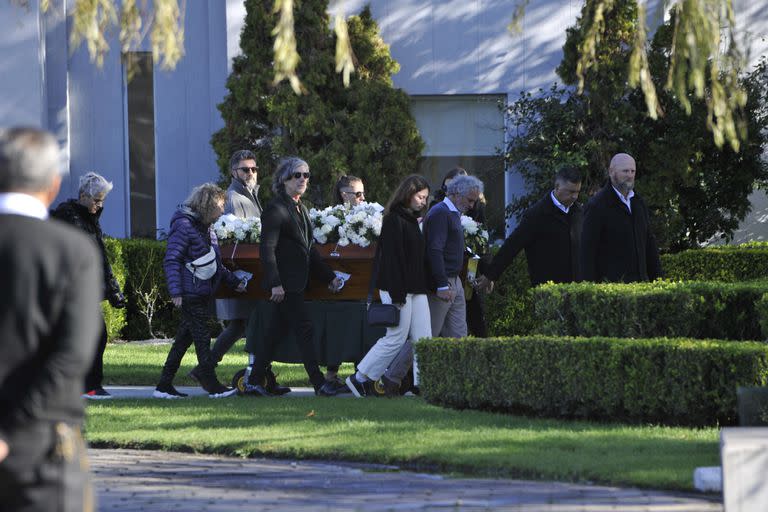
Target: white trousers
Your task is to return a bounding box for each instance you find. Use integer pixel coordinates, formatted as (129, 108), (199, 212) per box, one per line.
(357, 291), (431, 384)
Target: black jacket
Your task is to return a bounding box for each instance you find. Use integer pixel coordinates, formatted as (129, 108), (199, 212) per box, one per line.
(485, 193), (582, 286)
(580, 184), (662, 282)
(0, 214), (102, 434)
(375, 204), (428, 304)
(260, 192), (335, 293)
(50, 199), (122, 302)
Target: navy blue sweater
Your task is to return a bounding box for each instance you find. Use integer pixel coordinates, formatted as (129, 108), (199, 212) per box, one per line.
(423, 201), (465, 289)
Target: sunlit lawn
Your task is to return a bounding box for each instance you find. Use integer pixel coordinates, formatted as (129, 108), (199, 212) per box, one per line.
(90, 339), (719, 491)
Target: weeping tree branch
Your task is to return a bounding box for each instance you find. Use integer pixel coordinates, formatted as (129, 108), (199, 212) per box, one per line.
(540, 0), (748, 152)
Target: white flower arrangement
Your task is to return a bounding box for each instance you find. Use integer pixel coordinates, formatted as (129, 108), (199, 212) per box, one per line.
(461, 215), (489, 255)
(309, 202), (384, 247)
(308, 204), (347, 244)
(213, 214), (261, 244)
(337, 202), (384, 247)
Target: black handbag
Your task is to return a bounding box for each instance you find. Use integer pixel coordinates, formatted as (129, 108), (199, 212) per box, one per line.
(366, 243), (400, 327)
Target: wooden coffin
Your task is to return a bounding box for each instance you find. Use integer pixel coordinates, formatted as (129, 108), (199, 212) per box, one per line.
(216, 242), (376, 301)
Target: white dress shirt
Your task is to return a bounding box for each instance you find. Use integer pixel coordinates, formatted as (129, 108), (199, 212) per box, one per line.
(0, 192), (49, 219)
(611, 186), (635, 213)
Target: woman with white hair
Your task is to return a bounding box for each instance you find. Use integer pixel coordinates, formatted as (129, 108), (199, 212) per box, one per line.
(51, 171), (126, 399)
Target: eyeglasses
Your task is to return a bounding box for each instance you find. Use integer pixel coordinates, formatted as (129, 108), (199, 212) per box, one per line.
(344, 190), (365, 198)
(291, 171), (311, 180)
(236, 166), (259, 174)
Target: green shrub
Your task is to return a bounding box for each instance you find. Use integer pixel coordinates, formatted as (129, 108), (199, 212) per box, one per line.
(416, 336), (768, 426)
(102, 238), (127, 341)
(661, 244), (768, 281)
(121, 239), (179, 340)
(534, 280), (768, 340)
(484, 253), (536, 336)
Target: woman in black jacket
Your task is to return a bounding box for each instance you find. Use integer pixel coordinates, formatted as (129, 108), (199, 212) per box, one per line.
(346, 175), (432, 397)
(50, 172), (125, 399)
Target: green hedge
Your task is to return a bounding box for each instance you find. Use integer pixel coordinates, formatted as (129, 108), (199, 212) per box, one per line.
(121, 239), (179, 340)
(483, 243), (768, 339)
(484, 253), (536, 336)
(102, 238), (126, 341)
(416, 336), (768, 426)
(661, 243), (768, 281)
(534, 280), (768, 341)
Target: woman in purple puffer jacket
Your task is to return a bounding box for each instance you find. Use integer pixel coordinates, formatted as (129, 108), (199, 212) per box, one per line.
(153, 183), (246, 399)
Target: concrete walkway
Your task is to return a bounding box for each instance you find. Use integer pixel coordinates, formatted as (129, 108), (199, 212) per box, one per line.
(103, 385), (321, 398)
(90, 449), (722, 511)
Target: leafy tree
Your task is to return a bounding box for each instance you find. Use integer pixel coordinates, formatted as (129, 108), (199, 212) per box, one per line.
(504, 0), (768, 251)
(211, 2), (423, 207)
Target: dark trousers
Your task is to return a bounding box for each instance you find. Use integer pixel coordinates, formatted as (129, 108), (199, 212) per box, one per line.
(466, 291), (488, 337)
(250, 292), (325, 390)
(0, 422), (93, 512)
(84, 318), (108, 392)
(159, 297), (216, 385)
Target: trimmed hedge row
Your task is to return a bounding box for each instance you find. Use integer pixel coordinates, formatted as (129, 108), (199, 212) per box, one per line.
(533, 280), (768, 341)
(120, 238), (179, 340)
(485, 243), (768, 339)
(416, 336), (768, 426)
(661, 243), (768, 282)
(102, 238), (126, 341)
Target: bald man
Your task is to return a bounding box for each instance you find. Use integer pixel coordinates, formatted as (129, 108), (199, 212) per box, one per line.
(580, 153), (662, 282)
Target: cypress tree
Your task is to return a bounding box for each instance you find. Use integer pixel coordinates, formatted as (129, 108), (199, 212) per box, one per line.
(211, 2), (424, 207)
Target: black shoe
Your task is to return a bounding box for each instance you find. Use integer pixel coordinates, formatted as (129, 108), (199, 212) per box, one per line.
(409, 385), (421, 396)
(199, 373), (237, 398)
(328, 375), (350, 393)
(265, 369), (291, 395)
(241, 383), (274, 397)
(152, 383), (189, 399)
(315, 380), (340, 397)
(345, 376), (373, 398)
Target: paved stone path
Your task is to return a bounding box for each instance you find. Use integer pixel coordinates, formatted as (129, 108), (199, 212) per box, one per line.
(90, 449), (722, 511)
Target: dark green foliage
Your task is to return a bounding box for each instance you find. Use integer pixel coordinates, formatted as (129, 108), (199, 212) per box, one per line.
(102, 238), (127, 340)
(661, 243), (768, 282)
(533, 280), (768, 340)
(484, 252), (536, 336)
(504, 0), (768, 251)
(121, 239), (179, 340)
(416, 336), (768, 426)
(211, 2), (424, 207)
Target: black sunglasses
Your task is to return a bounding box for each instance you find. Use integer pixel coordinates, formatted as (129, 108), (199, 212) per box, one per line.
(236, 166), (258, 174)
(344, 190), (365, 198)
(291, 171), (311, 180)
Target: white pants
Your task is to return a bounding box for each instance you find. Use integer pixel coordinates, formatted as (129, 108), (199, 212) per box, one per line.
(357, 291), (431, 384)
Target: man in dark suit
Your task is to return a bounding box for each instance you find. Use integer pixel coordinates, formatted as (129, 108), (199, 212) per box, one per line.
(476, 166), (583, 290)
(244, 156), (343, 397)
(0, 127), (103, 511)
(580, 153), (662, 282)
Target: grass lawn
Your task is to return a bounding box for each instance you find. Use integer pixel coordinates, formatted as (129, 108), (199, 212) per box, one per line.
(90, 339), (720, 491)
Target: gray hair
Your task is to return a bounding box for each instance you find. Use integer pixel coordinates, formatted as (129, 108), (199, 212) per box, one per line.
(446, 174), (483, 197)
(229, 149), (257, 171)
(272, 156), (309, 194)
(0, 127), (62, 193)
(78, 172), (113, 198)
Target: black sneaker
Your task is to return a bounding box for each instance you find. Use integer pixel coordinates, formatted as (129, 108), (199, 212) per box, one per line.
(83, 387), (112, 400)
(265, 369), (292, 395)
(315, 380), (340, 397)
(152, 384), (189, 399)
(205, 381), (237, 399)
(199, 373), (237, 398)
(345, 376), (373, 398)
(328, 375), (351, 393)
(241, 383), (274, 397)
